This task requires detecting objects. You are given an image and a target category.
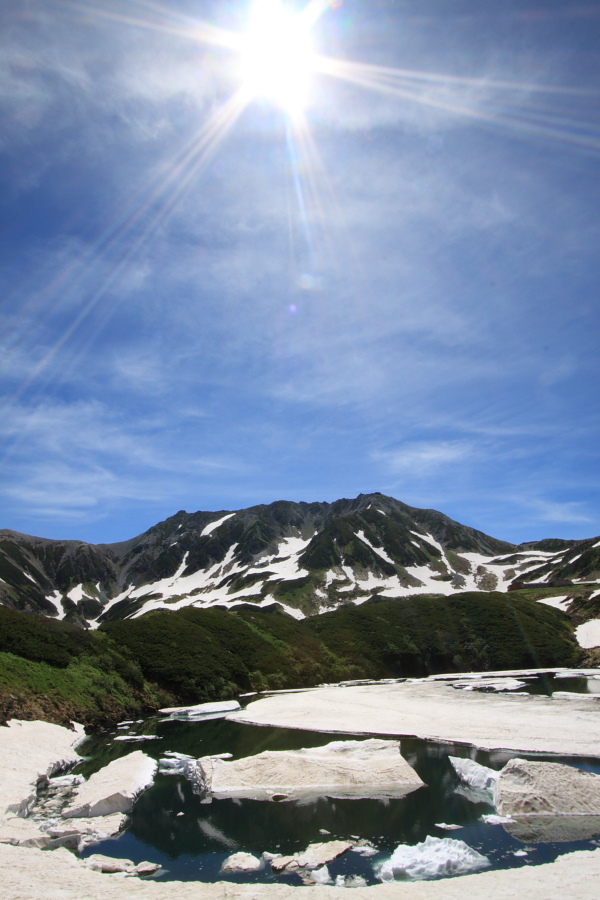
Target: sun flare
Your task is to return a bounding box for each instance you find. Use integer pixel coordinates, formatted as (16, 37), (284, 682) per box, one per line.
(240, 0), (316, 116)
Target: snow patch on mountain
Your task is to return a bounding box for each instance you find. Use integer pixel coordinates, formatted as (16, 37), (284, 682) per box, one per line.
(355, 530), (395, 565)
(537, 595), (570, 612)
(46, 590), (66, 619)
(201, 513), (235, 537)
(404, 567), (455, 595)
(250, 537), (311, 581)
(575, 620), (600, 649)
(22, 570), (39, 584)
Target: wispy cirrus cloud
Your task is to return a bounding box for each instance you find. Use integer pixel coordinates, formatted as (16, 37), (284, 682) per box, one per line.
(373, 441), (476, 478)
(520, 498), (594, 526)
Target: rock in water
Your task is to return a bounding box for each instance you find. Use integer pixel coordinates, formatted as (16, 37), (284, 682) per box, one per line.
(63, 751), (156, 818)
(83, 854), (161, 876)
(271, 841), (352, 872)
(196, 739), (423, 802)
(84, 855), (135, 874)
(220, 852), (263, 873)
(496, 758), (600, 817)
(449, 756), (498, 804)
(375, 835), (490, 881)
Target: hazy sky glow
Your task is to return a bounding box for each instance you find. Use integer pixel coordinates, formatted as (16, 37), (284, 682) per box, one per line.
(1, 0), (599, 544)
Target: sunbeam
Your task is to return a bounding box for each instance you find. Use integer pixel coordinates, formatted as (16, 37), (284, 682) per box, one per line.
(318, 55), (600, 153)
(0, 87), (250, 417)
(62, 0), (242, 51)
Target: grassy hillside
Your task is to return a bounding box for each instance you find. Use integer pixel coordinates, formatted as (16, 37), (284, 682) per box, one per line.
(0, 592), (580, 727)
(101, 592), (578, 699)
(0, 607), (170, 726)
(307, 592), (579, 675)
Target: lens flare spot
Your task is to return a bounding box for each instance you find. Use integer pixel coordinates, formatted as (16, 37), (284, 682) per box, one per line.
(240, 0), (316, 116)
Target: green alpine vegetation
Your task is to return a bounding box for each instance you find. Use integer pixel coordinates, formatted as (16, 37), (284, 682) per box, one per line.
(0, 606), (170, 727)
(0, 590), (580, 727)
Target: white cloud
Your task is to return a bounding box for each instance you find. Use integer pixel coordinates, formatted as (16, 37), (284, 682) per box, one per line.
(0, 399), (247, 524)
(525, 498), (593, 525)
(373, 441), (475, 477)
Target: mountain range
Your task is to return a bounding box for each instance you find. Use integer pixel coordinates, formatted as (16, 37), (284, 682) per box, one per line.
(1, 493), (599, 628)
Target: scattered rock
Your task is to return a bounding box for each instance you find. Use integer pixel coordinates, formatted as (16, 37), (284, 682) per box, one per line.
(220, 851), (263, 873)
(270, 854), (298, 872)
(135, 861), (162, 876)
(63, 752), (156, 818)
(197, 739), (423, 802)
(84, 854), (136, 873)
(83, 854), (161, 876)
(271, 840), (352, 871)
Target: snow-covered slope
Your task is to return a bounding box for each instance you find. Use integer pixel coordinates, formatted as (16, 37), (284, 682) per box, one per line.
(0, 493), (598, 627)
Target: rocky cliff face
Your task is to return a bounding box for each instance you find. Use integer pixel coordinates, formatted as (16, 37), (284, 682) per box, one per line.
(0, 493), (597, 626)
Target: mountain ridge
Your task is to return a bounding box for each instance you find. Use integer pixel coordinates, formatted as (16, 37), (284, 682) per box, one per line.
(1, 492), (598, 627)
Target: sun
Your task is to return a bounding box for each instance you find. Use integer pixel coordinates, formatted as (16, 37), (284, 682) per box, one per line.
(240, 0), (316, 117)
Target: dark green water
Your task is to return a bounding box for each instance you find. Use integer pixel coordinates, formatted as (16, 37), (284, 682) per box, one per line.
(75, 714), (600, 884)
(516, 674), (600, 696)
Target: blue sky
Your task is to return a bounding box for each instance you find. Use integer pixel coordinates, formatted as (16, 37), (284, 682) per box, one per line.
(1, 0), (599, 545)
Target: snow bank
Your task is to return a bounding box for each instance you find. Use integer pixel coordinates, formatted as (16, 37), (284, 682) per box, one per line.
(0, 720), (84, 821)
(449, 756), (498, 803)
(309, 865), (331, 883)
(158, 751), (199, 781)
(375, 835), (490, 881)
(575, 620), (600, 649)
(496, 758), (600, 817)
(197, 739), (423, 802)
(63, 751), (156, 818)
(537, 595), (570, 612)
(453, 678), (527, 692)
(159, 700), (240, 719)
